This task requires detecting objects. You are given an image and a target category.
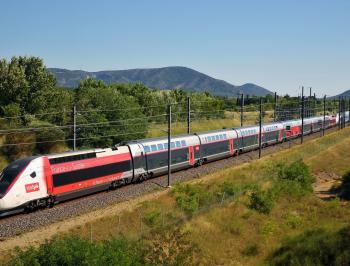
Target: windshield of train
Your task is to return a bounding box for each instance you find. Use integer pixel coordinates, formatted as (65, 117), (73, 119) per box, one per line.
(0, 157), (37, 198)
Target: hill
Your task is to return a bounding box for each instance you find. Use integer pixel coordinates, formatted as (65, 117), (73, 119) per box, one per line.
(328, 89), (350, 99)
(49, 66), (273, 97)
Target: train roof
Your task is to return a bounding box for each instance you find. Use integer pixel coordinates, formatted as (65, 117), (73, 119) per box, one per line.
(194, 128), (234, 135)
(47, 148), (108, 159)
(128, 133), (196, 144)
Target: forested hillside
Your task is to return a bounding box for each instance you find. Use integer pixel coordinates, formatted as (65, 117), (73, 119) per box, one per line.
(49, 67), (273, 97)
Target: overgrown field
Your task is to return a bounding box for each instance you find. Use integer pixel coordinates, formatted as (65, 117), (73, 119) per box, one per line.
(4, 127), (350, 266)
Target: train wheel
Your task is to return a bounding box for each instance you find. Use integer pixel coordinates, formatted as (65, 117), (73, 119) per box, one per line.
(25, 201), (37, 213)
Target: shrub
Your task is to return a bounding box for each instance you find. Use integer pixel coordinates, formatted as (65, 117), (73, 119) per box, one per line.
(268, 226), (350, 266)
(219, 181), (239, 198)
(249, 188), (275, 214)
(144, 227), (200, 265)
(274, 160), (315, 197)
(144, 209), (162, 228)
(261, 220), (278, 236)
(283, 212), (303, 229)
(172, 183), (214, 216)
(9, 235), (144, 266)
(340, 171), (350, 199)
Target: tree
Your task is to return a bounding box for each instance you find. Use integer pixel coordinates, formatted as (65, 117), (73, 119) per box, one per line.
(75, 79), (148, 148)
(0, 56), (56, 116)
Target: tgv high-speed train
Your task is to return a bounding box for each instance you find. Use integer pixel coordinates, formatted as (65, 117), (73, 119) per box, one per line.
(0, 112), (347, 214)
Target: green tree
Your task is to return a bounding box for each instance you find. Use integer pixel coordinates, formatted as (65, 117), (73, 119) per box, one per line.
(75, 79), (148, 148)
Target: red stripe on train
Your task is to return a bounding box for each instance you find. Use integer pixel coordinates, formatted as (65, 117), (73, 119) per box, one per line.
(50, 153), (131, 174)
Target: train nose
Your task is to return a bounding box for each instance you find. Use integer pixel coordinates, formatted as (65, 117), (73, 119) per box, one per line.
(0, 198), (4, 211)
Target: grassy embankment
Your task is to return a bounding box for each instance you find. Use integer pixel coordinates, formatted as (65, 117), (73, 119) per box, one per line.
(3, 126), (350, 265)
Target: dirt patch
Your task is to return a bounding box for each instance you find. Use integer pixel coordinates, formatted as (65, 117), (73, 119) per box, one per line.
(313, 171), (342, 200)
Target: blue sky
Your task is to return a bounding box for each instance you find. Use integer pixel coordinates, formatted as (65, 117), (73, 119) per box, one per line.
(0, 0), (349, 96)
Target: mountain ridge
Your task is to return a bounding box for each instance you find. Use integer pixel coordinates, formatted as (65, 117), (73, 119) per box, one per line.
(328, 89), (350, 99)
(49, 66), (273, 97)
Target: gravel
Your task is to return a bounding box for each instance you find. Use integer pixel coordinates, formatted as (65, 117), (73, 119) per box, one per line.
(0, 128), (335, 238)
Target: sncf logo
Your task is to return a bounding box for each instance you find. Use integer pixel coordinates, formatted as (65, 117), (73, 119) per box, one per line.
(25, 182), (40, 193)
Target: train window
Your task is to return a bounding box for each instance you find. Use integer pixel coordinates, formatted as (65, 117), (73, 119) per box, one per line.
(157, 144), (164, 150)
(286, 126), (291, 130)
(30, 171), (36, 178)
(176, 141), (181, 148)
(216, 135), (219, 140)
(163, 143), (168, 149)
(151, 145), (157, 151)
(181, 140), (186, 146)
(144, 146), (151, 153)
(171, 142), (175, 148)
(223, 134), (227, 139)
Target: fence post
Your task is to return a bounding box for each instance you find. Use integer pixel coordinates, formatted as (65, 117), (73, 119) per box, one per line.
(167, 104), (172, 187)
(187, 96), (191, 134)
(309, 87), (312, 117)
(274, 92), (277, 122)
(240, 93), (244, 127)
(348, 97), (350, 126)
(259, 97), (262, 159)
(300, 86), (305, 144)
(90, 223), (93, 243)
(323, 95), (326, 136)
(314, 93), (316, 117)
(301, 87), (304, 144)
(338, 97), (341, 130)
(343, 97), (346, 129)
(72, 104), (77, 151)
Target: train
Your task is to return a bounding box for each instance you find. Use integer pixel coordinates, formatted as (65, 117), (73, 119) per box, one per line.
(0, 112), (348, 214)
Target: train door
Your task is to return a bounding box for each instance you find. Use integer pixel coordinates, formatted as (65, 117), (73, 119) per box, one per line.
(189, 146), (195, 166)
(229, 139), (234, 155)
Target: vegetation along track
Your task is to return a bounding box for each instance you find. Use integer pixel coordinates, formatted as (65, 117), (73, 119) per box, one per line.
(0, 127), (337, 238)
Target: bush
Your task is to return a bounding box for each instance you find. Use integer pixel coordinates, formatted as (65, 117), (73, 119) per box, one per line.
(9, 235), (144, 266)
(249, 188), (275, 214)
(219, 181), (239, 198)
(283, 212), (303, 229)
(268, 226), (350, 266)
(340, 171), (350, 199)
(143, 209), (162, 228)
(261, 220), (278, 236)
(172, 183), (215, 216)
(274, 160), (315, 197)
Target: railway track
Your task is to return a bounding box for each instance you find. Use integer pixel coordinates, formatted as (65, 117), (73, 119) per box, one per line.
(0, 127), (337, 238)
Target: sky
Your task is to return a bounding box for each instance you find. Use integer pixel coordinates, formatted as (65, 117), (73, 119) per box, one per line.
(0, 0), (349, 96)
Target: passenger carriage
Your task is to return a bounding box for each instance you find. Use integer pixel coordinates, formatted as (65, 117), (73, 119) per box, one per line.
(128, 135), (200, 178)
(261, 123), (284, 146)
(234, 126), (260, 152)
(195, 129), (237, 163)
(282, 120), (302, 139)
